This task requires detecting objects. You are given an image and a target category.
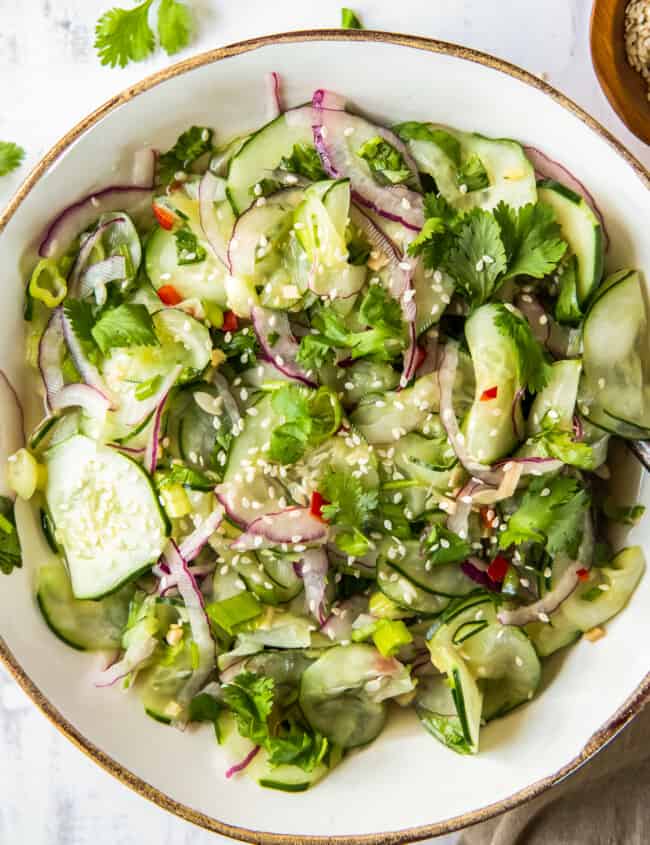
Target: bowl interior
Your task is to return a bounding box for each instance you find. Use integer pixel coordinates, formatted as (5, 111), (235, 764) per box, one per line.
(1, 34), (649, 841)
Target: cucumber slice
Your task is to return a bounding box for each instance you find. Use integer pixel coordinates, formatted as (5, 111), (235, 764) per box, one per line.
(378, 539), (475, 600)
(350, 373), (440, 444)
(235, 551), (303, 606)
(527, 359), (582, 434)
(580, 270), (650, 437)
(37, 558), (134, 651)
(560, 546), (645, 632)
(415, 673), (476, 755)
(526, 613), (581, 658)
(300, 644), (412, 749)
(463, 304), (524, 463)
(45, 435), (169, 599)
(337, 360), (400, 406)
(226, 108), (315, 214)
(152, 308), (212, 374)
(166, 382), (235, 475)
(391, 431), (457, 487)
(145, 226), (227, 305)
(425, 644), (482, 754)
(407, 126), (536, 211)
(414, 264), (455, 334)
(138, 634), (195, 724)
(537, 180), (604, 304)
(377, 558), (450, 615)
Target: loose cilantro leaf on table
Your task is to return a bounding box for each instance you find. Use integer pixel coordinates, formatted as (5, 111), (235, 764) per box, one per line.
(158, 125), (214, 184)
(0, 142), (25, 177)
(91, 303), (159, 354)
(158, 0), (192, 56)
(499, 475), (590, 558)
(95, 0), (155, 68)
(493, 303), (551, 392)
(341, 7), (363, 28)
(0, 497), (22, 575)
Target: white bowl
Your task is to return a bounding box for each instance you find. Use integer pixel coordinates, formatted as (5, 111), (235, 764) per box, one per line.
(1, 30), (649, 844)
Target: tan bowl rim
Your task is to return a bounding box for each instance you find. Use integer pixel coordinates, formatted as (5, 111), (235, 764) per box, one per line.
(1, 28), (649, 845)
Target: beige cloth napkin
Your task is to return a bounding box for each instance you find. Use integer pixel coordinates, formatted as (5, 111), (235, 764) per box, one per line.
(460, 702), (650, 845)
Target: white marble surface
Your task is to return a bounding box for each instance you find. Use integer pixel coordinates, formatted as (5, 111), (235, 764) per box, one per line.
(1, 1), (649, 843)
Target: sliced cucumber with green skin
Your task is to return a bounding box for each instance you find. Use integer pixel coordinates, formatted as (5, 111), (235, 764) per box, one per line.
(166, 382), (234, 475)
(527, 359), (582, 434)
(378, 539), (475, 599)
(350, 373), (440, 444)
(407, 127), (536, 211)
(391, 432), (458, 488)
(300, 644), (412, 749)
(377, 558), (450, 615)
(152, 309), (212, 375)
(526, 613), (581, 658)
(463, 304), (524, 463)
(37, 558), (135, 651)
(138, 633), (195, 724)
(580, 270), (650, 438)
(234, 551), (303, 606)
(336, 360), (400, 407)
(415, 672), (475, 755)
(424, 643), (482, 754)
(45, 435), (169, 599)
(537, 180), (604, 304)
(560, 546), (645, 632)
(145, 226), (227, 304)
(226, 108), (315, 214)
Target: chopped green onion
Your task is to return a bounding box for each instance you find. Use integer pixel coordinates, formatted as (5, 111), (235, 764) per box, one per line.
(368, 591), (408, 619)
(135, 374), (162, 400)
(372, 619), (412, 656)
(203, 301), (224, 328)
(207, 591), (262, 634)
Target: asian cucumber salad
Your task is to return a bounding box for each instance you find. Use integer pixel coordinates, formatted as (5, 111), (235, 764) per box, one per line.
(2, 77), (649, 791)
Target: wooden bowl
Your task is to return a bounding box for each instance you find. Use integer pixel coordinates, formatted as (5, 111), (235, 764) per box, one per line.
(591, 0), (650, 144)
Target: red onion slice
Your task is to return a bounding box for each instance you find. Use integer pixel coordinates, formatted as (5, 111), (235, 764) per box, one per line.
(438, 343), (502, 484)
(251, 305), (316, 387)
(313, 99), (423, 231)
(461, 558), (500, 593)
(179, 504), (224, 562)
(79, 255), (127, 305)
(68, 217), (127, 297)
(39, 310), (66, 410)
(320, 595), (368, 641)
(95, 634), (157, 688)
(0, 371), (25, 500)
(199, 171), (229, 267)
(230, 506), (328, 551)
(50, 383), (111, 418)
(144, 386), (173, 475)
(39, 187), (151, 261)
(164, 540), (215, 705)
(225, 746), (260, 779)
(265, 71), (283, 119)
(312, 89), (347, 111)
(524, 145), (608, 248)
(300, 548), (329, 625)
(497, 560), (582, 626)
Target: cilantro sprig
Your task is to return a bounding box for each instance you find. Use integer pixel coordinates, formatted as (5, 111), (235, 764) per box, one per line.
(493, 303), (552, 393)
(409, 196), (568, 309)
(528, 412), (595, 469)
(158, 126), (214, 185)
(0, 142), (25, 177)
(95, 0), (192, 69)
(269, 385), (341, 465)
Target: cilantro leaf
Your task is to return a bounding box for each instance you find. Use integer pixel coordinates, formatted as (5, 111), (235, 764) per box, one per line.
(95, 0), (155, 68)
(157, 0), (192, 56)
(554, 255), (582, 325)
(91, 303), (159, 355)
(158, 126), (214, 184)
(269, 386), (340, 465)
(156, 464), (215, 491)
(493, 201), (567, 281)
(63, 298), (101, 363)
(341, 7), (363, 28)
(266, 721), (329, 772)
(279, 144), (326, 182)
(499, 475), (590, 558)
(493, 303), (551, 392)
(295, 334), (333, 371)
(357, 136), (412, 186)
(188, 693), (222, 740)
(0, 142), (25, 177)
(213, 326), (259, 371)
(530, 413), (595, 469)
(0, 497), (22, 575)
(222, 672), (275, 746)
(321, 470), (378, 530)
(174, 226), (206, 265)
(358, 283), (403, 333)
(423, 525), (471, 566)
(441, 208), (507, 307)
(393, 124), (461, 166)
(458, 153), (489, 192)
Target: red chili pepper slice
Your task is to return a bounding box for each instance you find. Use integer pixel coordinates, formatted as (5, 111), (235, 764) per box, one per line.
(576, 568), (590, 582)
(222, 310), (238, 332)
(157, 284), (183, 306)
(487, 554), (509, 583)
(480, 385), (498, 402)
(479, 506), (495, 530)
(310, 491), (329, 522)
(152, 203), (176, 230)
